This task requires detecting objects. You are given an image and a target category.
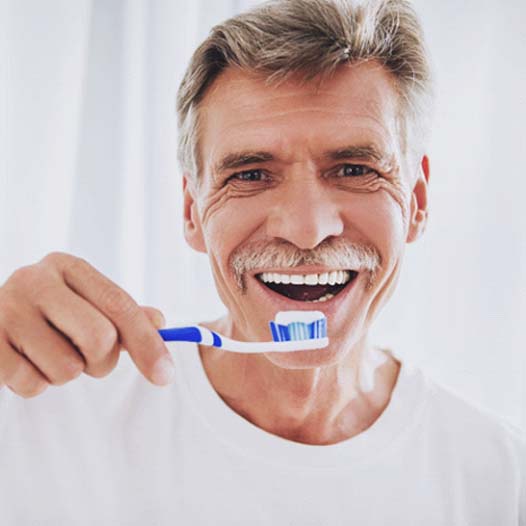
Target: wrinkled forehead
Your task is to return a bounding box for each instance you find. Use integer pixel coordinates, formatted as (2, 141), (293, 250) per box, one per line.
(197, 62), (404, 176)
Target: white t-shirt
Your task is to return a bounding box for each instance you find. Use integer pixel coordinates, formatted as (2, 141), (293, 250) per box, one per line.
(0, 343), (524, 525)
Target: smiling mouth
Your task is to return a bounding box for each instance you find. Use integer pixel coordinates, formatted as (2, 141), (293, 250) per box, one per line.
(256, 270), (358, 303)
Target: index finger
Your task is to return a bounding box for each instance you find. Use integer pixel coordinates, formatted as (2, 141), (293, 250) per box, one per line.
(60, 257), (175, 386)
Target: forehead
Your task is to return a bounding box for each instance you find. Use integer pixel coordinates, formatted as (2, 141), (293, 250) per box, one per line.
(198, 62), (401, 170)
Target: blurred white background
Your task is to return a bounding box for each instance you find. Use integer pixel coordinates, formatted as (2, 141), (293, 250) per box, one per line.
(1, 0), (525, 431)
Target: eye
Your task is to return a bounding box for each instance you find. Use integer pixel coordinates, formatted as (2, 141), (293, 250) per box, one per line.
(336, 164), (376, 177)
(228, 169), (268, 182)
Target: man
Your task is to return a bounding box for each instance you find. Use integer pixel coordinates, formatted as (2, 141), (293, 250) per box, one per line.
(0, 0), (524, 524)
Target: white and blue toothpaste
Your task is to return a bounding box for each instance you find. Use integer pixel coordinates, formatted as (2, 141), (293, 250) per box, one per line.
(158, 310), (328, 353)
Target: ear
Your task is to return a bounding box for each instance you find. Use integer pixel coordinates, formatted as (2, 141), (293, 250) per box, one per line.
(183, 174), (207, 253)
(406, 155), (430, 244)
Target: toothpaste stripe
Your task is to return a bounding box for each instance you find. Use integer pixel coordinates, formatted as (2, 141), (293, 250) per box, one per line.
(270, 315), (327, 342)
(269, 321), (279, 342)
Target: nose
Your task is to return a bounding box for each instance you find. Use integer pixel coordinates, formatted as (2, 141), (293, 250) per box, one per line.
(265, 176), (344, 250)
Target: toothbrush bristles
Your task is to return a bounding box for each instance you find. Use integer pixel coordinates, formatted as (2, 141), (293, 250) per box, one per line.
(269, 311), (327, 343)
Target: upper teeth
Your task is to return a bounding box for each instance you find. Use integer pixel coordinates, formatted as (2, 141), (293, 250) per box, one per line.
(258, 270), (352, 286)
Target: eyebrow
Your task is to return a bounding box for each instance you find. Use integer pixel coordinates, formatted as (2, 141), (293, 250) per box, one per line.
(326, 145), (393, 169)
(214, 144), (393, 174)
(215, 151), (275, 174)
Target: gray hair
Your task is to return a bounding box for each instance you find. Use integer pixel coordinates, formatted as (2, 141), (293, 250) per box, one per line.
(176, 0), (434, 180)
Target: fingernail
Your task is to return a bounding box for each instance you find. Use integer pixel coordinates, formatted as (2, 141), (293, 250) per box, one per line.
(155, 311), (166, 328)
(151, 355), (176, 386)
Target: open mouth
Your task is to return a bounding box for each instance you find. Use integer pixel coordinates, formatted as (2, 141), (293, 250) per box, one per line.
(256, 270), (358, 303)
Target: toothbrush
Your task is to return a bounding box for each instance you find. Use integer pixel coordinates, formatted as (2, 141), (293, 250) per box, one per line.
(158, 311), (328, 353)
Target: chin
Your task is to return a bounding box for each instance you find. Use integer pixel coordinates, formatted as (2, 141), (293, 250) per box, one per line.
(262, 333), (357, 370)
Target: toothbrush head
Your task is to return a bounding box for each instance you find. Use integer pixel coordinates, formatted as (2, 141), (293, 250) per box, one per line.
(269, 311), (327, 343)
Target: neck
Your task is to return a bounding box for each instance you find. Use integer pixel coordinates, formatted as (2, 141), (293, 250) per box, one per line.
(198, 319), (401, 445)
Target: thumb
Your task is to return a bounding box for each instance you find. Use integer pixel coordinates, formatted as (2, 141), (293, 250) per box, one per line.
(140, 306), (166, 330)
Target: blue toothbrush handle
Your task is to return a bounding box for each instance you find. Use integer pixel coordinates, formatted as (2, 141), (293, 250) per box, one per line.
(158, 326), (223, 347)
(158, 326), (203, 343)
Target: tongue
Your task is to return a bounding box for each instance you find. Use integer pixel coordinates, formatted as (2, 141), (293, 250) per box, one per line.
(264, 282), (345, 301)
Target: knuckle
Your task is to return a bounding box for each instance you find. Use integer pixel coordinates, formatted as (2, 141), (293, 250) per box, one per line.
(49, 358), (85, 386)
(76, 324), (118, 361)
(39, 251), (71, 268)
(6, 265), (39, 291)
(1, 307), (37, 343)
(52, 254), (91, 282)
(84, 365), (112, 379)
(9, 367), (48, 398)
(99, 286), (136, 319)
(92, 324), (119, 353)
(0, 301), (16, 326)
(18, 381), (48, 399)
(84, 349), (119, 379)
(62, 254), (88, 274)
(4, 263), (59, 302)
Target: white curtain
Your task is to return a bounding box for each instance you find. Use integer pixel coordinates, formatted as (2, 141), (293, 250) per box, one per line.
(1, 0), (525, 431)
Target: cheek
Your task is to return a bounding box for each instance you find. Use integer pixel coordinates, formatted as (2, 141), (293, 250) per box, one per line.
(200, 190), (269, 268)
(342, 191), (407, 262)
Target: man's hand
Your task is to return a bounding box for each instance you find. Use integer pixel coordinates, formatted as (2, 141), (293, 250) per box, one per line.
(0, 252), (176, 398)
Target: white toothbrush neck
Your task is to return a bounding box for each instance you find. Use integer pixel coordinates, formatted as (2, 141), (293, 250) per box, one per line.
(196, 326), (328, 353)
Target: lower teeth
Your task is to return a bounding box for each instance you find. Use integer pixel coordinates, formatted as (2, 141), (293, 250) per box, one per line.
(310, 292), (335, 303)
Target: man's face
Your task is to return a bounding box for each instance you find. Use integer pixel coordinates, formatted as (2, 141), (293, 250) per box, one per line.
(183, 61), (428, 368)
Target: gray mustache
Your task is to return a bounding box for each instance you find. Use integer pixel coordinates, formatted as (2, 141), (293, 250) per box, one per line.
(230, 238), (382, 292)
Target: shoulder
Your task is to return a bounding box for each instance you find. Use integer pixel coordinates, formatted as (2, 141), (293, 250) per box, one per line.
(419, 370), (526, 469)
(427, 374), (524, 436)
(407, 368), (526, 521)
